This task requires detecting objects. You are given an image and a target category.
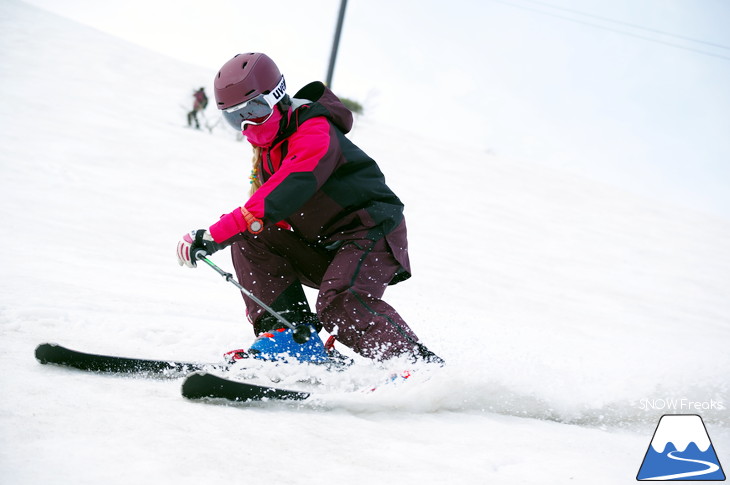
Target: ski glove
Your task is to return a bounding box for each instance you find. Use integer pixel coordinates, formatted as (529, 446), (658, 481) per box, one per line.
(176, 229), (224, 268)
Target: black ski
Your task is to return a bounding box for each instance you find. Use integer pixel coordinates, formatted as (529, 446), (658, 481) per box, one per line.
(35, 343), (227, 378)
(181, 372), (310, 402)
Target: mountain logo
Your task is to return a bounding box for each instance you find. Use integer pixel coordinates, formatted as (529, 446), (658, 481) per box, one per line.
(637, 414), (725, 481)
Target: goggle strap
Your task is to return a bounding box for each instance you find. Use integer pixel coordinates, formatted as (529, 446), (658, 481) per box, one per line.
(264, 76), (287, 106)
(224, 76), (286, 114)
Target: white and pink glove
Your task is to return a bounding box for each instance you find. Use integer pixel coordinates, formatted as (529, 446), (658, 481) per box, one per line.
(176, 230), (224, 268)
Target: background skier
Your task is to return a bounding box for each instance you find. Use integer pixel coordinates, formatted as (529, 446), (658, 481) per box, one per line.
(176, 52), (442, 365)
(187, 87), (208, 129)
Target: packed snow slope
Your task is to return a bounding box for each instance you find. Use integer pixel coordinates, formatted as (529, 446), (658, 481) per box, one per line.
(1, 1), (728, 484)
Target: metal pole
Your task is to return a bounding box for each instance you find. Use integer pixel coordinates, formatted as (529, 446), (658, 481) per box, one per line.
(325, 0), (348, 88)
(195, 251), (311, 343)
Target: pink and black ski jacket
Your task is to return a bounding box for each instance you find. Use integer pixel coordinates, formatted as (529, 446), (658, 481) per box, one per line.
(217, 82), (411, 284)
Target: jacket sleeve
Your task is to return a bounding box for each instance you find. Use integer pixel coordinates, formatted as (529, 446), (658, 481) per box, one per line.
(244, 116), (341, 224)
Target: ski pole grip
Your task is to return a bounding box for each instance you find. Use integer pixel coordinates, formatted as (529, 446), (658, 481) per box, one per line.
(194, 249), (208, 261)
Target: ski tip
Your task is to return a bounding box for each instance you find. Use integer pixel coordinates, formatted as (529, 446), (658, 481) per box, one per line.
(180, 372), (214, 400)
(35, 342), (60, 364)
(181, 372), (310, 402)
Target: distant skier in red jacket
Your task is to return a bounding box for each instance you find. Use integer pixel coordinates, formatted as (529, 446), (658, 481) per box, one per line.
(176, 53), (442, 365)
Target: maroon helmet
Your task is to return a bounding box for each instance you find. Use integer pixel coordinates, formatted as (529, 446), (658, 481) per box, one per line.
(214, 53), (283, 110)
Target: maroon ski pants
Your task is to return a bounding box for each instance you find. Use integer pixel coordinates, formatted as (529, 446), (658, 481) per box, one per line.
(229, 227), (422, 360)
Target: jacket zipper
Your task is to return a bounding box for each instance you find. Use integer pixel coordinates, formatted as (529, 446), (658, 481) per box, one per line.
(266, 149), (274, 174)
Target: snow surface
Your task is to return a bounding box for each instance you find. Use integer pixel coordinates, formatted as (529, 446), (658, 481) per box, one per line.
(1, 1), (728, 484)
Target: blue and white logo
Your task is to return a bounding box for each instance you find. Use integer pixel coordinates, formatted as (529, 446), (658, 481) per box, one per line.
(637, 414), (725, 481)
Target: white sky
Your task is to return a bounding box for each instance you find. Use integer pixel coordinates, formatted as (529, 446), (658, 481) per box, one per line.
(22, 0), (730, 218)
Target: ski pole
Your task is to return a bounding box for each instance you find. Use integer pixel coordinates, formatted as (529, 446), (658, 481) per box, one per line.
(194, 250), (311, 343)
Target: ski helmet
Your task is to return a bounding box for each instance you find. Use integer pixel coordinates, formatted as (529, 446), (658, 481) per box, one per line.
(214, 53), (283, 110)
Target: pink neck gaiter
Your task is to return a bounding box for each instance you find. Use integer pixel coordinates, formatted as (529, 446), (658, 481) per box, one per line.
(243, 107), (286, 147)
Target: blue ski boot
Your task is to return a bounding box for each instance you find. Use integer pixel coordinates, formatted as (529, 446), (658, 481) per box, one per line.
(247, 325), (329, 364)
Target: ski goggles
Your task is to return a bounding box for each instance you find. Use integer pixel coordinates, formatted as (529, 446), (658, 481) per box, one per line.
(222, 76), (286, 130)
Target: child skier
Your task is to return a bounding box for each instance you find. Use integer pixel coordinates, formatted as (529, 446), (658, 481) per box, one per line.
(176, 52), (442, 365)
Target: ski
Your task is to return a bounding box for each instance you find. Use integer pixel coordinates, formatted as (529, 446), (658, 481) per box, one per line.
(181, 372), (310, 402)
(35, 343), (228, 378)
